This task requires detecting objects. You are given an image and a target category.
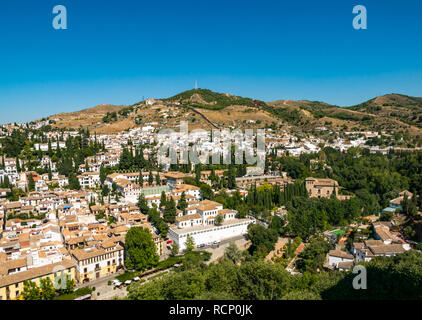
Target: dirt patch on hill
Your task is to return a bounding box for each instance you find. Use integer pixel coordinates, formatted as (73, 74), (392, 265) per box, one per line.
(93, 119), (136, 134)
(51, 104), (126, 120)
(200, 105), (277, 127)
(189, 93), (214, 105)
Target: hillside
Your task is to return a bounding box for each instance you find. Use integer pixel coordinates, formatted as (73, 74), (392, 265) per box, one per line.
(48, 104), (134, 133)
(43, 90), (422, 136)
(267, 95), (422, 135)
(163, 88), (267, 110)
(347, 94), (422, 128)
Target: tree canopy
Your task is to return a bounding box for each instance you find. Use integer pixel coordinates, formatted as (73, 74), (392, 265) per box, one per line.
(125, 227), (159, 271)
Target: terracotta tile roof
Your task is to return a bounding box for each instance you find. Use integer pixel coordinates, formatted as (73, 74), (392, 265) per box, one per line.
(176, 213), (201, 222)
(0, 258), (27, 275)
(363, 240), (383, 247)
(0, 259), (76, 288)
(328, 250), (354, 259)
(368, 244), (406, 255)
(71, 244), (123, 261)
(338, 261), (354, 270)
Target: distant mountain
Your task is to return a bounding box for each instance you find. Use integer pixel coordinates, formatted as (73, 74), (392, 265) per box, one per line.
(162, 88), (267, 110)
(267, 94), (422, 134)
(40, 90), (422, 135)
(47, 104), (132, 134)
(51, 104), (127, 120)
(347, 94), (422, 128)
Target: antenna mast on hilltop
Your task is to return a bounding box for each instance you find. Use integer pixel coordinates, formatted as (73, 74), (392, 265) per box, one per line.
(195, 80), (198, 90)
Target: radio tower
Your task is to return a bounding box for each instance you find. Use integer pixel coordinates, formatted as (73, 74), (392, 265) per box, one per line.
(195, 80), (198, 90)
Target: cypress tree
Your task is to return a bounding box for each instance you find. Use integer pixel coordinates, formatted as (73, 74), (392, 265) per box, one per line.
(16, 157), (21, 172)
(160, 191), (167, 208)
(164, 197), (177, 223)
(28, 174), (35, 192)
(148, 171), (154, 186)
(177, 191), (188, 212)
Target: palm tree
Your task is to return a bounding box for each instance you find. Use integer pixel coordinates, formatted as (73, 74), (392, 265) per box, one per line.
(224, 242), (242, 264)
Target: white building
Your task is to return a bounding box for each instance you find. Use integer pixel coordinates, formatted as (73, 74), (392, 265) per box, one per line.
(327, 250), (354, 269)
(4, 158), (17, 175)
(77, 172), (100, 189)
(168, 200), (256, 251)
(172, 184), (201, 201)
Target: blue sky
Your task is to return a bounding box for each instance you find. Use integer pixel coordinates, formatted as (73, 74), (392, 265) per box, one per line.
(0, 0), (421, 124)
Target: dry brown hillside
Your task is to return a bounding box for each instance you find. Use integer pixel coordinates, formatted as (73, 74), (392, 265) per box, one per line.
(48, 104), (129, 132)
(41, 90), (422, 136)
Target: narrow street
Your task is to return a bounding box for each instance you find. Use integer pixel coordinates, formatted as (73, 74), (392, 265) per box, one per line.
(286, 243), (307, 274)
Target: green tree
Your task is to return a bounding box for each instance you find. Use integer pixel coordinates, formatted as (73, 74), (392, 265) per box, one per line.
(227, 164), (237, 189)
(47, 139), (53, 157)
(65, 278), (75, 294)
(148, 207), (169, 238)
(148, 171), (154, 185)
(137, 193), (149, 214)
(138, 172), (144, 187)
(247, 224), (278, 256)
(195, 164), (201, 185)
(102, 185), (110, 197)
(112, 182), (118, 194)
(16, 156), (21, 172)
(40, 277), (55, 300)
(160, 191), (167, 208)
(68, 173), (81, 190)
(47, 164), (52, 181)
(401, 194), (418, 219)
(214, 214), (224, 226)
(200, 184), (214, 200)
(185, 234), (195, 252)
(22, 280), (41, 300)
(125, 227), (159, 271)
(177, 191), (188, 211)
(164, 197), (177, 223)
(119, 147), (132, 170)
(295, 238), (332, 273)
(28, 173), (35, 192)
(99, 164), (106, 185)
(224, 241), (242, 264)
(380, 211), (393, 222)
(171, 242), (179, 256)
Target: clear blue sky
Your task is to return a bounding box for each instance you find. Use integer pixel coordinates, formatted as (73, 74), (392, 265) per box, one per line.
(1, 0), (421, 124)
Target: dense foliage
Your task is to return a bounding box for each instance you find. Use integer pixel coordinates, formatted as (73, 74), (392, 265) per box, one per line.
(127, 250), (422, 300)
(125, 227), (159, 271)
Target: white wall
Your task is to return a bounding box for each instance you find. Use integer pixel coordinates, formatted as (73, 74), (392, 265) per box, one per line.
(169, 220), (255, 251)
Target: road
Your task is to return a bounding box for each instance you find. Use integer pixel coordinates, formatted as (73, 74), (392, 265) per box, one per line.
(78, 235), (250, 300)
(202, 235), (250, 263)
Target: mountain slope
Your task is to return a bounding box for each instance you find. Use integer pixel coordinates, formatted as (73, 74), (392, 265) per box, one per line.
(267, 95), (422, 135)
(42, 90), (422, 136)
(347, 94), (422, 128)
(48, 104), (133, 133)
(163, 88), (267, 110)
